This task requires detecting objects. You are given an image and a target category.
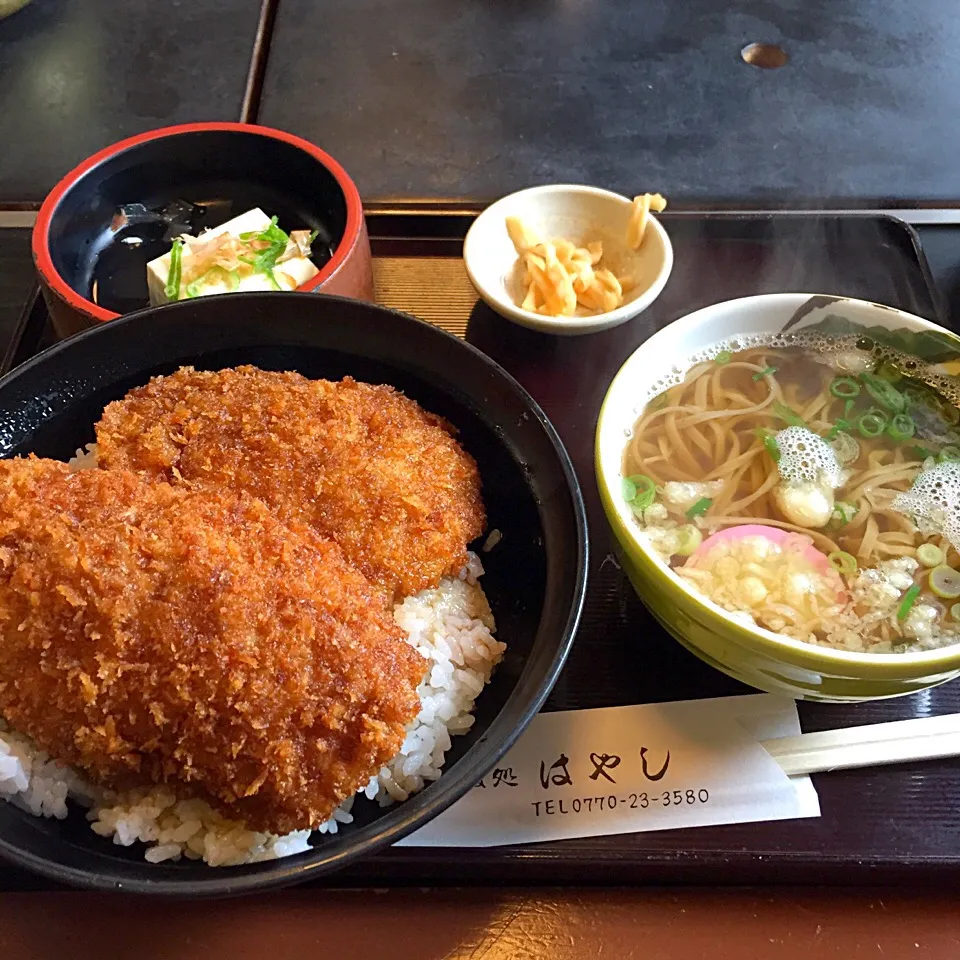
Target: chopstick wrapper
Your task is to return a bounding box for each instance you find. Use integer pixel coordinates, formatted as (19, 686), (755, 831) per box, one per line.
(398, 694), (820, 847)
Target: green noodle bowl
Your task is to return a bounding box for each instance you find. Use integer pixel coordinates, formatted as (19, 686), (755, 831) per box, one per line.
(596, 293), (960, 701)
(0, 0), (32, 19)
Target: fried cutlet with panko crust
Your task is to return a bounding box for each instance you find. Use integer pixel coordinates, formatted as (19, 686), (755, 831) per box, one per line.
(0, 457), (425, 835)
(94, 366), (486, 605)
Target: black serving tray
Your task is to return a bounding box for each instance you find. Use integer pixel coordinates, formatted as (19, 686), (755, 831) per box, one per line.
(1, 208), (958, 890)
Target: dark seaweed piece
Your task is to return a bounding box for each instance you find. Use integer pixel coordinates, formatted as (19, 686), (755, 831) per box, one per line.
(789, 313), (960, 365)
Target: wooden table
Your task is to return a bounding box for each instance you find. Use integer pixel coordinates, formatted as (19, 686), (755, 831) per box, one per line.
(257, 0), (960, 205)
(0, 888), (957, 958)
(0, 0), (265, 202)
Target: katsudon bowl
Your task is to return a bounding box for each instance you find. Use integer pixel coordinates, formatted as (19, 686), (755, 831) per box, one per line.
(0, 292), (587, 896)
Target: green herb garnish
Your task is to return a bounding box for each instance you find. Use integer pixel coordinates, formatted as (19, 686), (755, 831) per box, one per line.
(183, 265), (242, 299)
(165, 239), (183, 301)
(860, 370), (906, 413)
(772, 401), (806, 427)
(886, 412), (916, 442)
(897, 583), (922, 621)
(686, 497), (713, 519)
(752, 366), (777, 381)
(715, 351), (732, 365)
(827, 397), (859, 440)
(239, 216), (290, 290)
(829, 376), (861, 399)
(856, 409), (887, 438)
(910, 444), (937, 460)
(622, 474), (656, 511)
(759, 430), (781, 462)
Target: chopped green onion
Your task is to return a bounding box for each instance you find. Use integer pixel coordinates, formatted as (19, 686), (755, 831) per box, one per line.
(952, 603), (960, 621)
(752, 366), (778, 381)
(826, 398), (859, 440)
(910, 444), (937, 460)
(674, 524), (703, 557)
(239, 215), (290, 290)
(686, 497), (713, 519)
(860, 371), (906, 413)
(628, 474), (657, 509)
(829, 376), (861, 399)
(772, 401), (806, 427)
(715, 351), (732, 365)
(623, 474), (656, 511)
(917, 543), (945, 568)
(929, 565), (960, 600)
(755, 429), (781, 462)
(182, 265), (242, 299)
(828, 551), (858, 575)
(308, 228), (319, 245)
(886, 412), (916, 442)
(939, 445), (960, 463)
(831, 501), (858, 527)
(856, 409), (887, 438)
(897, 583), (922, 621)
(826, 418), (852, 441)
(164, 239), (183, 301)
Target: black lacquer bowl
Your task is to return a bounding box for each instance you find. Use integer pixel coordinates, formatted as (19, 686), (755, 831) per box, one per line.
(0, 292), (587, 896)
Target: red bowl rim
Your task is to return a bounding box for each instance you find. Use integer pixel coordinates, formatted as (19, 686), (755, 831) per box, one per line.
(31, 122), (365, 323)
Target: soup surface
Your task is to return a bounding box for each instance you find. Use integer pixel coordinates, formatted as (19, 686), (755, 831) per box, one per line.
(623, 335), (960, 653)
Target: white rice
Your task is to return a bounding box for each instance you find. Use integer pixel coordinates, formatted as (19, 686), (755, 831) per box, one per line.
(0, 445), (506, 866)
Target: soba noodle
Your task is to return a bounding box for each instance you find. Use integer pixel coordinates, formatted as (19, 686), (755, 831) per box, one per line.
(623, 341), (960, 653)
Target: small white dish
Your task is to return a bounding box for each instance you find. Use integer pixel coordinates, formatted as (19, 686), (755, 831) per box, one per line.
(463, 184), (673, 336)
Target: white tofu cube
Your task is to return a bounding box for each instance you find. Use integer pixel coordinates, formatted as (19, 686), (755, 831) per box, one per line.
(146, 207), (320, 305)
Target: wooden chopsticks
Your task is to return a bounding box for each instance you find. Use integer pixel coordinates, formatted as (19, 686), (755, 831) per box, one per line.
(762, 713), (960, 776)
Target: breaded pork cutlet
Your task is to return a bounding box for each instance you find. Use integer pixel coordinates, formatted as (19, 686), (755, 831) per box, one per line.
(0, 457), (425, 835)
(94, 365), (486, 604)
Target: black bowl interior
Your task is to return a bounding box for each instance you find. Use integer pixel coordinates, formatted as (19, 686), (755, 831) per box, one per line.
(0, 293), (587, 896)
(45, 130), (348, 314)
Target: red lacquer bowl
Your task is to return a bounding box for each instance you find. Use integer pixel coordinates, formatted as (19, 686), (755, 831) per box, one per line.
(32, 122), (373, 338)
